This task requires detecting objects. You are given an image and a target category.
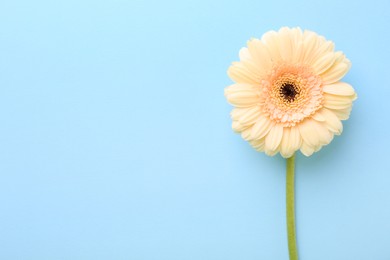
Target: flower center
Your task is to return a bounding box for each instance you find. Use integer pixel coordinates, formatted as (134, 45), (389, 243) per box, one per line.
(280, 82), (299, 102)
(259, 63), (324, 127)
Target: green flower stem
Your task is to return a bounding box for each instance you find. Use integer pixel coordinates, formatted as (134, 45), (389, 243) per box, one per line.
(286, 154), (298, 260)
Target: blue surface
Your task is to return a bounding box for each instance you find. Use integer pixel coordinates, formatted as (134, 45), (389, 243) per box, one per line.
(0, 0), (389, 259)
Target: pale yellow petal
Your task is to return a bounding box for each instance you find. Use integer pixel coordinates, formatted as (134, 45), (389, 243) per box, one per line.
(247, 39), (272, 74)
(320, 52), (351, 84)
(301, 31), (319, 64)
(232, 121), (250, 133)
(226, 91), (259, 107)
(280, 127), (301, 158)
(314, 145), (322, 153)
(313, 121), (334, 145)
(265, 124), (284, 154)
(241, 128), (252, 141)
(300, 141), (315, 157)
(291, 41), (304, 64)
(287, 27), (305, 63)
(230, 107), (250, 121)
(291, 27), (303, 39)
(289, 126), (302, 152)
(277, 27), (293, 62)
(311, 52), (335, 75)
(241, 60), (264, 79)
(298, 119), (320, 147)
(280, 128), (292, 158)
(250, 116), (274, 140)
(239, 47), (251, 61)
(309, 40), (335, 65)
(225, 84), (260, 108)
(323, 93), (353, 109)
(238, 106), (261, 125)
(250, 138), (266, 152)
(261, 30), (282, 62)
(265, 149), (279, 156)
(328, 106), (352, 120)
(225, 83), (256, 95)
(323, 82), (356, 96)
(318, 108), (343, 135)
(311, 112), (326, 122)
(227, 61), (260, 85)
(322, 63), (349, 84)
(280, 127), (295, 158)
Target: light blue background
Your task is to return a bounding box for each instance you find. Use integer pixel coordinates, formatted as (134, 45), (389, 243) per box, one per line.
(0, 0), (389, 259)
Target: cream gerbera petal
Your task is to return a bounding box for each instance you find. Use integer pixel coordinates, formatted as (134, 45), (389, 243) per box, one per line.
(226, 91), (259, 107)
(298, 119), (320, 147)
(300, 141), (315, 157)
(265, 148), (279, 156)
(227, 62), (260, 85)
(247, 39), (272, 73)
(225, 27), (357, 158)
(280, 127), (298, 158)
(238, 106), (262, 125)
(261, 30), (283, 62)
(301, 31), (320, 64)
(318, 108), (343, 135)
(311, 52), (336, 75)
(230, 107), (258, 121)
(277, 27), (294, 62)
(323, 93), (354, 110)
(321, 63), (350, 85)
(265, 124), (284, 152)
(311, 111), (326, 122)
(328, 107), (352, 120)
(232, 121), (250, 133)
(308, 40), (335, 66)
(320, 52), (351, 84)
(323, 82), (356, 96)
(250, 116), (274, 140)
(239, 47), (251, 61)
(225, 83), (256, 94)
(250, 138), (266, 152)
(289, 126), (302, 151)
(313, 121), (334, 145)
(241, 128), (252, 141)
(225, 83), (260, 107)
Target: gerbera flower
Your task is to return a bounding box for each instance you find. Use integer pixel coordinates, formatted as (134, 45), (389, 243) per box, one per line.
(225, 27), (357, 158)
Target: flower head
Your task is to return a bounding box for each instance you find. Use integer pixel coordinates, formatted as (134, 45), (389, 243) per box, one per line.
(225, 27), (357, 158)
